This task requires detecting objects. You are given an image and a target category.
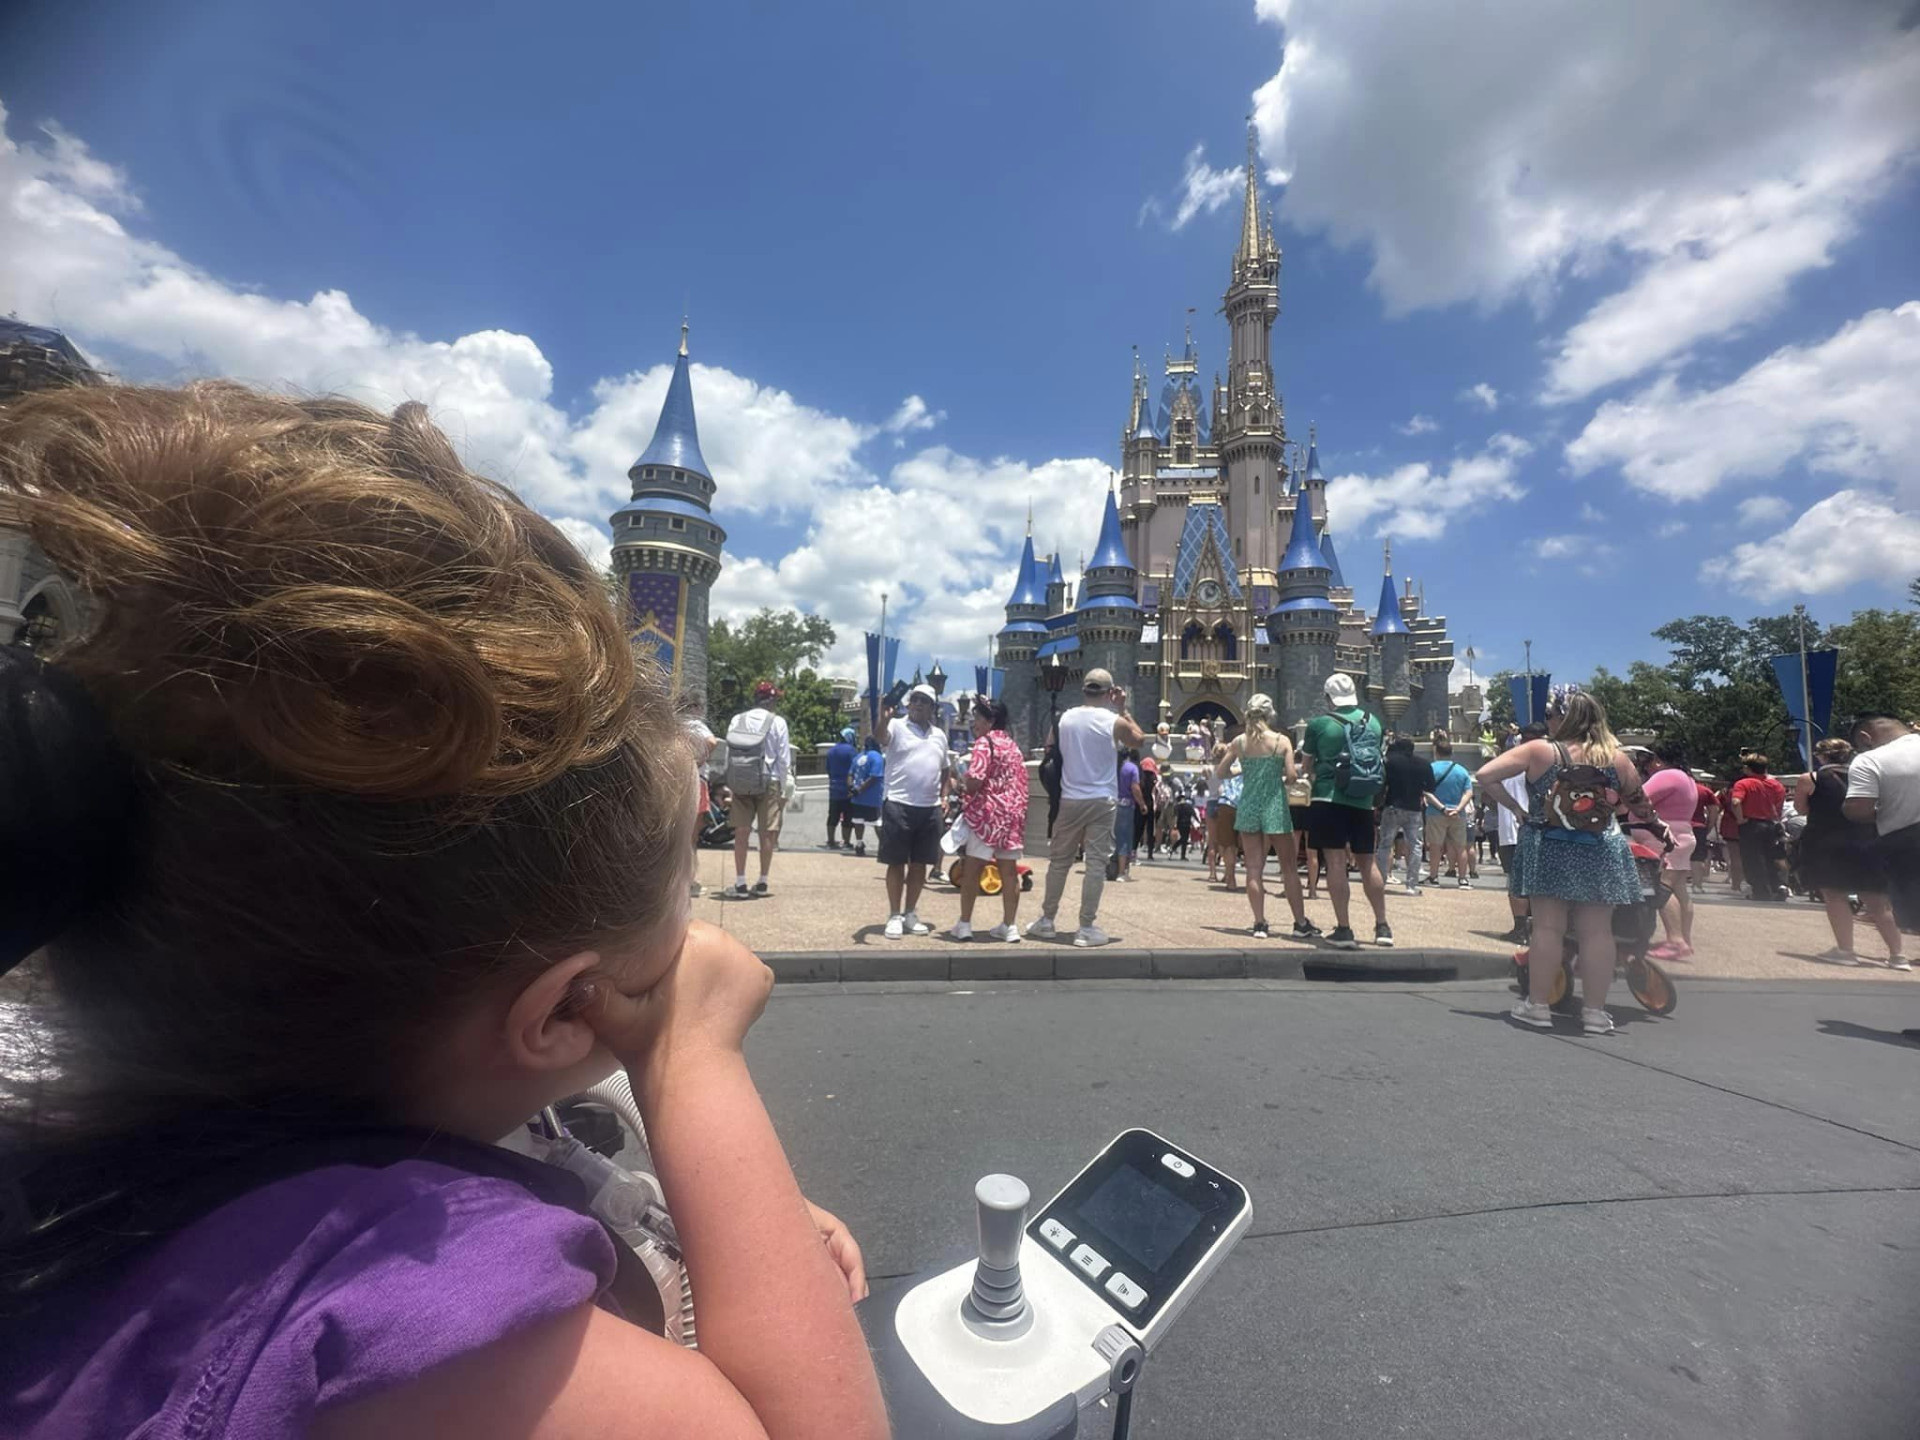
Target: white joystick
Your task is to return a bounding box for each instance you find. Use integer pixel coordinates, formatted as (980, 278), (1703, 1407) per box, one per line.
(964, 1173), (1031, 1334)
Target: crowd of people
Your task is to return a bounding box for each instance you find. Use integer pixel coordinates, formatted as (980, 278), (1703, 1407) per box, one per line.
(708, 671), (1918, 985)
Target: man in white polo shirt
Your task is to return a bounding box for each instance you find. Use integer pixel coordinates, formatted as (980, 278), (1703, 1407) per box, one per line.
(1028, 668), (1147, 947)
(1844, 712), (1920, 954)
(877, 683), (954, 938)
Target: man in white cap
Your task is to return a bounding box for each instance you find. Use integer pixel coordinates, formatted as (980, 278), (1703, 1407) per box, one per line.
(1029, 668), (1148, 946)
(1300, 672), (1392, 949)
(877, 683), (954, 938)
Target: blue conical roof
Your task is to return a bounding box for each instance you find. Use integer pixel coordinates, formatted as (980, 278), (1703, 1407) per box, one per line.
(636, 349), (711, 479)
(1006, 534), (1046, 608)
(1088, 487), (1133, 572)
(1320, 528), (1346, 588)
(1131, 390), (1157, 442)
(1304, 436), (1324, 483)
(1279, 491), (1330, 575)
(1371, 570), (1412, 636)
(1047, 552), (1065, 587)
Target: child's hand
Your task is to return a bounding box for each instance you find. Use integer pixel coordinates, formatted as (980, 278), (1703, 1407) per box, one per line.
(578, 921), (773, 1091)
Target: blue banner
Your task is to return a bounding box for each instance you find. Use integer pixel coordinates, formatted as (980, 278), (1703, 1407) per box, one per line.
(1507, 674), (1550, 726)
(990, 667), (1004, 702)
(975, 664), (989, 697)
(864, 632), (881, 736)
(1771, 648), (1838, 768)
(884, 636), (901, 694)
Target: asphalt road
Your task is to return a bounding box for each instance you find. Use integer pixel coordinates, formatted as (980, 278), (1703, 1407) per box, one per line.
(748, 975), (1920, 1439)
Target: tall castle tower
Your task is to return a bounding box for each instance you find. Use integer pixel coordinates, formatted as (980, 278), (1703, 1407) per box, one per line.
(998, 529), (1049, 748)
(1076, 484), (1143, 703)
(1219, 123), (1285, 574)
(1266, 470), (1338, 721)
(610, 322), (726, 709)
(1369, 543), (1414, 732)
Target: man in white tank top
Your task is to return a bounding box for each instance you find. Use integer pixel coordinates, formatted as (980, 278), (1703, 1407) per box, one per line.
(1027, 669), (1147, 947)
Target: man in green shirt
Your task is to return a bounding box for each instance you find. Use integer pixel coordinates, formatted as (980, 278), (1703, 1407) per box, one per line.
(1301, 673), (1391, 949)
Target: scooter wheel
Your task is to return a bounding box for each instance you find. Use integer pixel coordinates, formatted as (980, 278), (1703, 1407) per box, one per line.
(947, 860), (964, 887)
(1627, 955), (1677, 1016)
(1021, 873), (1033, 891)
(1546, 959), (1574, 1011)
(979, 862), (1003, 895)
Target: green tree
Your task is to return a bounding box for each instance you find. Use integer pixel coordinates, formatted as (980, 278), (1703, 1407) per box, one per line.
(1908, 576), (1919, 608)
(707, 608), (841, 748)
(1484, 670), (1517, 730)
(1828, 607), (1920, 730)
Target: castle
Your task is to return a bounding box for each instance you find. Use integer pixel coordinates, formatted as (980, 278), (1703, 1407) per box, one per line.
(998, 129), (1454, 750)
(608, 321), (726, 707)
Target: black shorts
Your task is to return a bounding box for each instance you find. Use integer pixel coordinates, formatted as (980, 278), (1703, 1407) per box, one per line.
(849, 802), (880, 823)
(1289, 805), (1312, 835)
(826, 794), (853, 829)
(1308, 800), (1376, 855)
(1690, 825), (1708, 852)
(878, 800), (943, 866)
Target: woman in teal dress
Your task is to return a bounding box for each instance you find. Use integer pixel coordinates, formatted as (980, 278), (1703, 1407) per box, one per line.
(1215, 694), (1317, 940)
(1475, 687), (1675, 1036)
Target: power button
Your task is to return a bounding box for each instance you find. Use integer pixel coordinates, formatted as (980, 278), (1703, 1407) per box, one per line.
(1160, 1152), (1195, 1178)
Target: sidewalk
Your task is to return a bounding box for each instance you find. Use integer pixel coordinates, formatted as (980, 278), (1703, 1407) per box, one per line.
(695, 844), (1911, 983)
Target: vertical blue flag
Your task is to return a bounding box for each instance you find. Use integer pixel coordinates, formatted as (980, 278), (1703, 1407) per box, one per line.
(1508, 674), (1551, 726)
(864, 632), (881, 735)
(975, 665), (989, 697)
(884, 637), (901, 693)
(1771, 648), (1838, 768)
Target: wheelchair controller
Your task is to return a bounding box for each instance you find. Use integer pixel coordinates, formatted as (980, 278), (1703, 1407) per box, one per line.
(859, 1128), (1251, 1438)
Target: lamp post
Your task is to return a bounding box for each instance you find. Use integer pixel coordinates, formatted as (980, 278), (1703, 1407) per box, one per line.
(928, 660), (947, 698)
(1042, 651), (1069, 737)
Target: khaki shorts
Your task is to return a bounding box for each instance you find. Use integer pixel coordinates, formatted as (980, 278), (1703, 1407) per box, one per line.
(1424, 810), (1468, 851)
(729, 788), (785, 835)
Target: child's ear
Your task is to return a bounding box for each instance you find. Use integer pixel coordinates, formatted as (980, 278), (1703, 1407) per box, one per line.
(504, 950), (603, 1073)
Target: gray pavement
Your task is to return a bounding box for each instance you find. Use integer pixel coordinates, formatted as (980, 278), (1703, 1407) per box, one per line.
(749, 975), (1920, 1439)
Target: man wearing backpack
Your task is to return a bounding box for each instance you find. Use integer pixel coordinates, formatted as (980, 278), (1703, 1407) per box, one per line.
(1301, 673), (1391, 949)
(725, 680), (793, 897)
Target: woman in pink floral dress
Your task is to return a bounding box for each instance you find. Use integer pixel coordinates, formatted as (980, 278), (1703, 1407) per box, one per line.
(950, 696), (1032, 941)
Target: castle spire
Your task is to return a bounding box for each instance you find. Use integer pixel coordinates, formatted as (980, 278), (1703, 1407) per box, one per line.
(678, 315), (689, 357)
(1236, 120), (1262, 267)
(1372, 542), (1411, 636)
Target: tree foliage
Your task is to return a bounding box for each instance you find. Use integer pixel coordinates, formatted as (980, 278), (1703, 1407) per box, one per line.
(1573, 606), (1920, 779)
(707, 608), (844, 750)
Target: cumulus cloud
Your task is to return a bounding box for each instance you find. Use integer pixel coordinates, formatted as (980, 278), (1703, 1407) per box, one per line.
(1396, 413), (1438, 436)
(1655, 520), (1689, 540)
(1250, 0), (1920, 399)
(1702, 490), (1920, 599)
(1324, 436), (1529, 542)
(1565, 302), (1920, 503)
(0, 99), (1108, 679)
(1461, 383), (1499, 412)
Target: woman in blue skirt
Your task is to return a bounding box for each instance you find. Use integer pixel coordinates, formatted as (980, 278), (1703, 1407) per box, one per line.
(1475, 687), (1675, 1035)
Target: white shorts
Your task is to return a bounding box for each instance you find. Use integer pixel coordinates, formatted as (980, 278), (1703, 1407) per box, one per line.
(963, 834), (1021, 862)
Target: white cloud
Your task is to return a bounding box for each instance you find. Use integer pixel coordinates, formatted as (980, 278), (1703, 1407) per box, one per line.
(1655, 520), (1689, 539)
(0, 99), (1111, 680)
(1324, 437), (1528, 542)
(1152, 143), (1247, 232)
(1736, 495), (1790, 527)
(1565, 302), (1920, 503)
(1250, 1), (1920, 398)
(1461, 382), (1499, 412)
(1577, 502), (1604, 524)
(1396, 413), (1438, 436)
(1703, 490), (1920, 599)
(1533, 534), (1579, 559)
(549, 516), (613, 575)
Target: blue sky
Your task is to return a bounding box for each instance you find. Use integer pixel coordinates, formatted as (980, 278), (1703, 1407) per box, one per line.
(3, 0), (1918, 690)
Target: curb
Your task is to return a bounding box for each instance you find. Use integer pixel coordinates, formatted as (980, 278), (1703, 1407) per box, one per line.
(760, 945), (1512, 985)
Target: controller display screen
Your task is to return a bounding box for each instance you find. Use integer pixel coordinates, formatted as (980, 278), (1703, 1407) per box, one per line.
(1079, 1164), (1204, 1271)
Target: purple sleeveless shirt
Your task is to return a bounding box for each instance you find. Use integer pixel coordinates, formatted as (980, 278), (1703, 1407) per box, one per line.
(0, 1159), (618, 1438)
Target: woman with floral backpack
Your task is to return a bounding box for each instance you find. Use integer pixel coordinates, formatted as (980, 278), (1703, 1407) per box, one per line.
(1474, 686), (1675, 1036)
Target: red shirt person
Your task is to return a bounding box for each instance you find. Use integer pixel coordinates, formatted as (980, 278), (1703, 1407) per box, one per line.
(1729, 754), (1788, 900)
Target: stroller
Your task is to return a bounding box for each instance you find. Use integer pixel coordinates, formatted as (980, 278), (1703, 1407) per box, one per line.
(935, 792), (1034, 893)
(1512, 837), (1678, 1017)
(696, 781), (735, 850)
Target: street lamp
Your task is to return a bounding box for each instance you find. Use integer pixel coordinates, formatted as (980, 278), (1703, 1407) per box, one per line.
(1042, 651), (1069, 734)
(928, 660), (947, 698)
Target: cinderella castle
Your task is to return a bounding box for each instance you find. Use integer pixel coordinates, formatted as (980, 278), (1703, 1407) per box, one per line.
(999, 130), (1454, 751)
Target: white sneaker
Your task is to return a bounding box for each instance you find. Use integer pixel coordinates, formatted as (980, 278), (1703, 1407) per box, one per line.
(1073, 925), (1110, 948)
(904, 911), (931, 935)
(949, 920), (973, 941)
(1027, 916), (1057, 938)
(1816, 945), (1860, 966)
(731, 880), (749, 897)
(1581, 1007), (1616, 1036)
(1456, 877), (1470, 889)
(989, 923), (1022, 943)
(1892, 955), (1913, 972)
(1509, 998), (1553, 1030)
(884, 914), (904, 939)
